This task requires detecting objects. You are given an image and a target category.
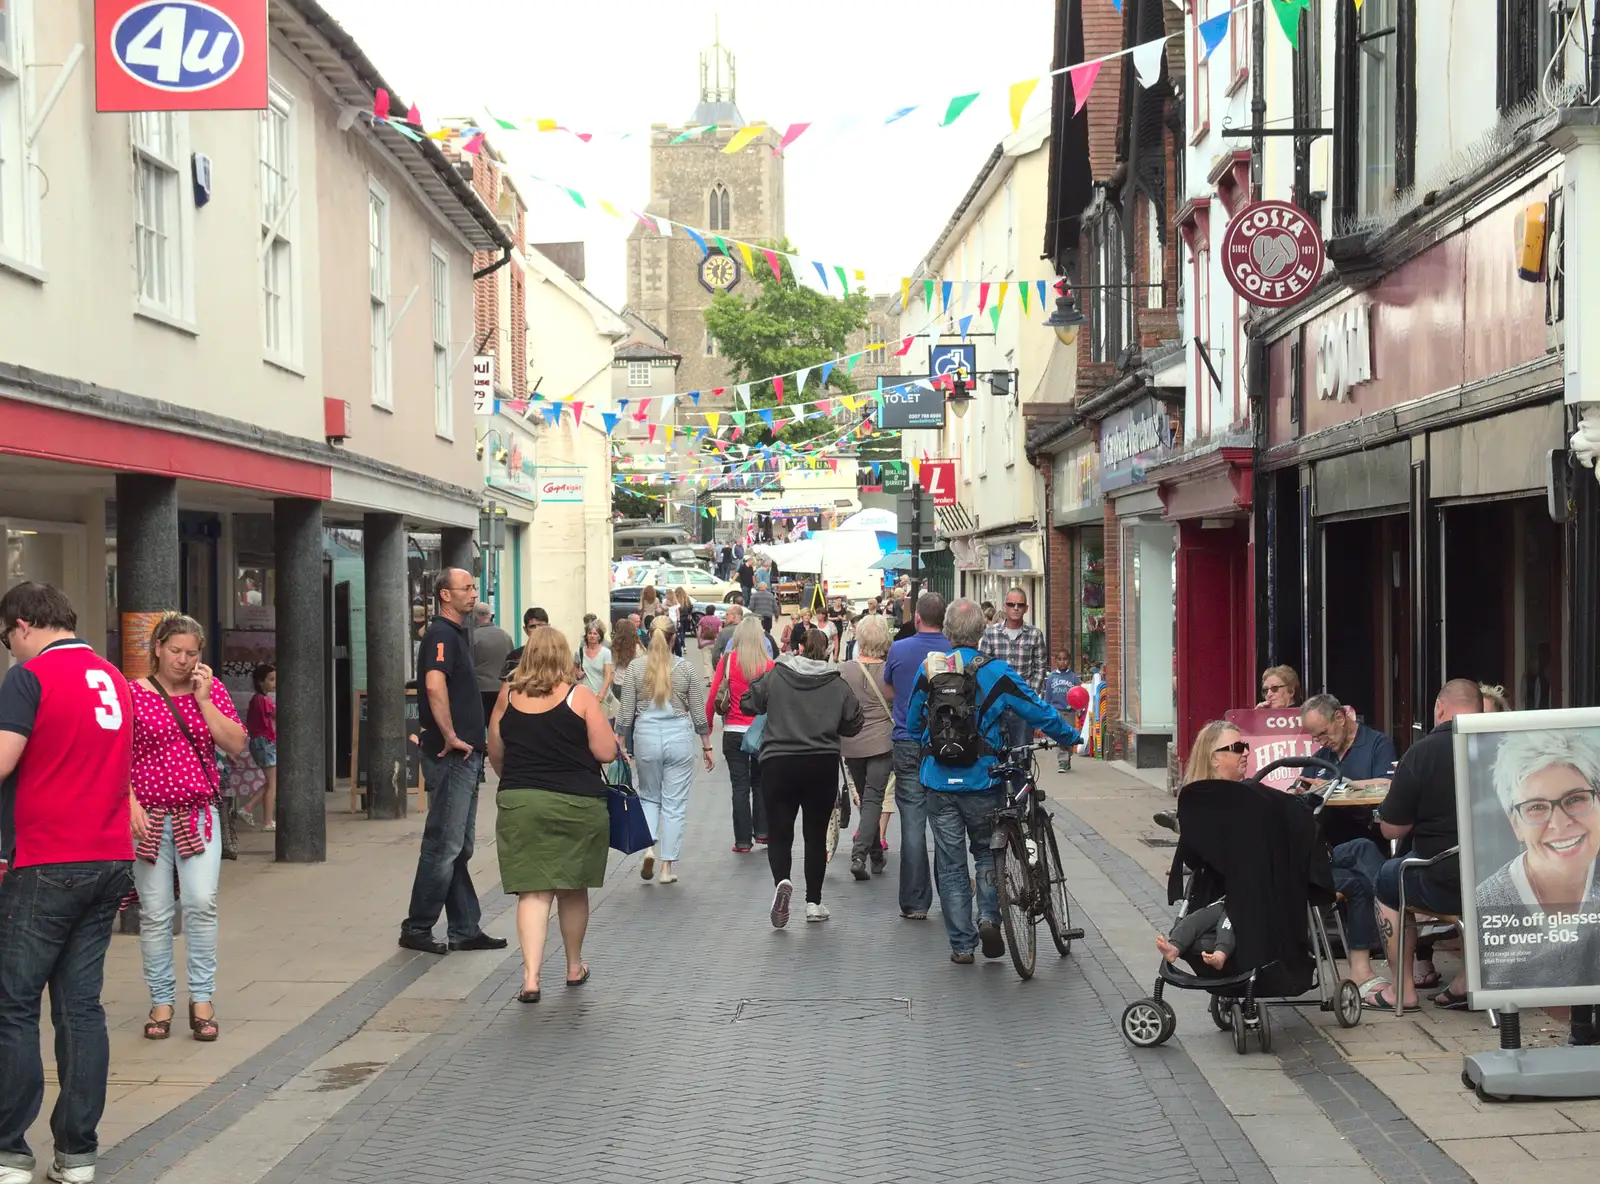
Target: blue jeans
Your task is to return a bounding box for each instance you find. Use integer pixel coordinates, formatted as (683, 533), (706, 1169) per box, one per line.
(0, 861), (132, 1176)
(1331, 838), (1385, 952)
(131, 807), (221, 1006)
(402, 750), (485, 944)
(893, 739), (933, 916)
(634, 710), (696, 862)
(929, 789), (1004, 953)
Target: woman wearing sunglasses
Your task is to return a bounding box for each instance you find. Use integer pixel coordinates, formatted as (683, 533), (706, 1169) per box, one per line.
(1181, 721), (1250, 786)
(1474, 730), (1600, 992)
(1257, 666), (1301, 710)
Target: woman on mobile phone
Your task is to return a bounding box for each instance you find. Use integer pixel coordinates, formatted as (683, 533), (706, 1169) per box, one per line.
(128, 613), (247, 1044)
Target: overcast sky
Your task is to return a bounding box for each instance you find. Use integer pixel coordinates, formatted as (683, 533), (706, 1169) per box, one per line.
(323, 0), (1056, 309)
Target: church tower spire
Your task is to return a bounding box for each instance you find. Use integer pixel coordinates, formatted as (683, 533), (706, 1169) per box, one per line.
(692, 15), (743, 127)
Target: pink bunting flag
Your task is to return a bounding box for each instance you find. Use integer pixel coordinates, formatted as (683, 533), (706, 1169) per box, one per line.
(648, 424), (657, 444)
(712, 387), (725, 397)
(978, 282), (991, 313)
(373, 89), (390, 121)
(571, 402), (584, 428)
(819, 399), (832, 415)
(1070, 61), (1102, 115)
(762, 248), (783, 281)
(462, 134), (485, 155)
(406, 103), (422, 126)
(639, 397), (652, 417)
(894, 336), (915, 357)
(775, 122), (811, 153)
(773, 376), (785, 404)
(827, 459), (838, 473)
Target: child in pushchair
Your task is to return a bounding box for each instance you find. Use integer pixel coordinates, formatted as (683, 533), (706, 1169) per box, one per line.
(1121, 758), (1364, 1053)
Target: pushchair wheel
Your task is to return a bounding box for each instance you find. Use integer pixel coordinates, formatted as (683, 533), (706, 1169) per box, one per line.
(1334, 979), (1362, 1029)
(1209, 994), (1233, 1031)
(1230, 1003), (1249, 1055)
(1256, 1004), (1273, 1053)
(1120, 998), (1175, 1048)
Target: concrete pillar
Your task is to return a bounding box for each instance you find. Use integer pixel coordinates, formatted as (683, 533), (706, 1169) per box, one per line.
(363, 512), (409, 820)
(440, 526), (475, 576)
(114, 474), (179, 937)
(274, 499), (326, 861)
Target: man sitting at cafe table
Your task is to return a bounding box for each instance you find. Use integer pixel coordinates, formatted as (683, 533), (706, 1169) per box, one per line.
(1299, 693), (1398, 1004)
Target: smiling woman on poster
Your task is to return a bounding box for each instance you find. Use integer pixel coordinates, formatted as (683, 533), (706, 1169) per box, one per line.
(1475, 731), (1600, 985)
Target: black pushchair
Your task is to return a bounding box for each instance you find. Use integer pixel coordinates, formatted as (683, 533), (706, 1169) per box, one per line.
(1119, 757), (1364, 1053)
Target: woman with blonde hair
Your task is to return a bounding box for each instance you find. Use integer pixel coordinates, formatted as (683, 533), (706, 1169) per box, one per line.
(489, 626), (617, 1001)
(129, 612), (247, 1042)
(706, 615), (776, 851)
(616, 616), (712, 883)
(1182, 720), (1250, 786)
(1480, 683), (1511, 712)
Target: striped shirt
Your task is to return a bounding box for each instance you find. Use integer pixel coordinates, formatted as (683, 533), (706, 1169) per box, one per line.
(615, 655), (712, 738)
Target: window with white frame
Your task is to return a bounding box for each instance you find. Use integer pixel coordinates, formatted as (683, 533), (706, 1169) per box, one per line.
(0, 0), (37, 265)
(1146, 197), (1164, 309)
(133, 112), (188, 317)
(1359, 0), (1398, 217)
(259, 84), (297, 361)
(431, 245), (451, 437)
(627, 360), (651, 387)
(368, 179), (392, 407)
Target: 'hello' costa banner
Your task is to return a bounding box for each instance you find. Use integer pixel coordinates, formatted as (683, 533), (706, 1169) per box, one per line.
(96, 0), (268, 112)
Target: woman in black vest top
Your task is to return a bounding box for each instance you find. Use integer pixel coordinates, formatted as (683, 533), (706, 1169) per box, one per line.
(489, 626), (618, 1003)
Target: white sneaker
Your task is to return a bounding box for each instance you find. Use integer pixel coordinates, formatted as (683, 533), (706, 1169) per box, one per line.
(48, 1162), (96, 1183)
(806, 902), (830, 923)
(770, 879), (793, 928)
(0, 1165), (35, 1184)
(640, 848), (656, 881)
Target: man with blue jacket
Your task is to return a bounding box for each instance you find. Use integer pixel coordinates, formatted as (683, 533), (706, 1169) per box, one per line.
(907, 599), (1080, 963)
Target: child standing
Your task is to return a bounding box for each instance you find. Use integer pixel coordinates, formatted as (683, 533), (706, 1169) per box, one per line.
(243, 663), (278, 831)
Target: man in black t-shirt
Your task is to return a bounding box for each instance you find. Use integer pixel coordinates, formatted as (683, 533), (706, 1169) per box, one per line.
(399, 569), (508, 957)
(1370, 678), (1482, 1012)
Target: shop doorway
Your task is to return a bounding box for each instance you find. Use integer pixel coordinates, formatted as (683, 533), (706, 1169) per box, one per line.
(1320, 514), (1410, 739)
(1440, 498), (1561, 708)
(2, 520), (89, 672)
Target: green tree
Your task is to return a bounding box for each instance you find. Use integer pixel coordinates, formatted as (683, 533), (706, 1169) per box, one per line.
(611, 483), (665, 521)
(703, 238), (874, 450)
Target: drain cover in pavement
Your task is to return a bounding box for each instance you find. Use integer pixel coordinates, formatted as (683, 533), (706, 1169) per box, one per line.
(1140, 836), (1178, 848)
(733, 997), (911, 1023)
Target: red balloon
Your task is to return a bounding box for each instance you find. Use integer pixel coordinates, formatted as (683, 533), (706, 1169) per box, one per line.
(1066, 684), (1090, 712)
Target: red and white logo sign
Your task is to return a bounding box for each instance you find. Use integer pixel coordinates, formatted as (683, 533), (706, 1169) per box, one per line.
(539, 476), (585, 504)
(95, 0), (268, 112)
(1225, 708), (1317, 791)
(919, 460), (956, 507)
(1220, 201), (1325, 309)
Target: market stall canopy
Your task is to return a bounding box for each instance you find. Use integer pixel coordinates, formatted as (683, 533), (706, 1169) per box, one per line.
(754, 538), (824, 573)
(837, 507), (898, 533)
(870, 550), (911, 571)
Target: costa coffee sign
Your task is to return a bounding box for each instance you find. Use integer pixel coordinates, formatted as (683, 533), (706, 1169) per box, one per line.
(1220, 201), (1325, 308)
(1224, 708), (1317, 791)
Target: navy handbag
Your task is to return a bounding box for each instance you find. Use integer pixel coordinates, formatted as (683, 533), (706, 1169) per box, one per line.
(607, 781), (655, 854)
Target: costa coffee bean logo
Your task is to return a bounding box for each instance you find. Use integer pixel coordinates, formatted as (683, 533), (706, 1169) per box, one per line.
(1220, 200), (1325, 308)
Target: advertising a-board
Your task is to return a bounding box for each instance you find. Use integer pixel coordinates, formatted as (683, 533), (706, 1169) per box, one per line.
(1456, 709), (1600, 1007)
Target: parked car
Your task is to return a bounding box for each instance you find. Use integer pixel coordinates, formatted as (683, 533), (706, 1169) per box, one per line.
(609, 585), (727, 626)
(613, 525), (689, 560)
(642, 544), (703, 567)
(613, 564), (741, 605)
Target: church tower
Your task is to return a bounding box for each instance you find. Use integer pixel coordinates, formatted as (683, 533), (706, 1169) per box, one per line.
(625, 32), (786, 399)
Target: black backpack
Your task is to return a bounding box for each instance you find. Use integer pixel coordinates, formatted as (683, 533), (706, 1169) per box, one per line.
(924, 654), (990, 766)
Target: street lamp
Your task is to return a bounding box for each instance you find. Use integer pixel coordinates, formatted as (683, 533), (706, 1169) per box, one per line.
(946, 366), (974, 419)
(1045, 279), (1086, 346)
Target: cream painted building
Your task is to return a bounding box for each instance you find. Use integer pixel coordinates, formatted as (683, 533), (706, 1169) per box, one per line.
(895, 112), (1062, 616)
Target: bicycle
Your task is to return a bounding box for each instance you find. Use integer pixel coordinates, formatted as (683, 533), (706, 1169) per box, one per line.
(989, 739), (1084, 980)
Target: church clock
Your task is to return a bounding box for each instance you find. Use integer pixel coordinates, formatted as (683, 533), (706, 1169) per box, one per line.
(699, 251), (740, 293)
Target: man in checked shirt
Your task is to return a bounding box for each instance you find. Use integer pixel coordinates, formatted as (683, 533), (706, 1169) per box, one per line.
(980, 588), (1048, 749)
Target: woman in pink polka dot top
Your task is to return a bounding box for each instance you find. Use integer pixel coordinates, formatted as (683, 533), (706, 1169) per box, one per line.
(128, 612), (247, 1043)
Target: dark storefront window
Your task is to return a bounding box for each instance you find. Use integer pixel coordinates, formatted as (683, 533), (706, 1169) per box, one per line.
(1079, 528), (1106, 672)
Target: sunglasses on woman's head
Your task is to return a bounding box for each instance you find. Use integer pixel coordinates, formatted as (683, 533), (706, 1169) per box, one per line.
(1215, 741), (1250, 755)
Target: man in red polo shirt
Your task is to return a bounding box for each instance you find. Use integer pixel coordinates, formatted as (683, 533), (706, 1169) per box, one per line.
(0, 582), (134, 1184)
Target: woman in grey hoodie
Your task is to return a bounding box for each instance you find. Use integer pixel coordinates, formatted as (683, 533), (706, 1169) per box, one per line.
(741, 629), (863, 927)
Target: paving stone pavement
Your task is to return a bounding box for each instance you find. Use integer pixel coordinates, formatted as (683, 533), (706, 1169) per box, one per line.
(251, 762), (1277, 1184)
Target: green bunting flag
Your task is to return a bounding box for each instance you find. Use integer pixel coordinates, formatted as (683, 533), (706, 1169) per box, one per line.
(1270, 0), (1309, 48)
(941, 93), (979, 127)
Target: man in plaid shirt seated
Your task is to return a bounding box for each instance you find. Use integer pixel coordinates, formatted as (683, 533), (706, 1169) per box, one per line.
(980, 588), (1047, 748)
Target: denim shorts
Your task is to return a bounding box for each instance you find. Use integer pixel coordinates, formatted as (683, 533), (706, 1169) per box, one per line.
(1374, 856), (1460, 915)
(249, 737), (277, 769)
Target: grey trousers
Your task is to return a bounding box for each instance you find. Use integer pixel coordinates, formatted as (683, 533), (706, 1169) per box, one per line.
(1170, 900), (1236, 962)
(845, 753), (893, 865)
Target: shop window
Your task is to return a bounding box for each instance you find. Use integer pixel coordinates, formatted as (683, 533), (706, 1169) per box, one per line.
(1332, 0), (1415, 225)
(1121, 522), (1176, 731)
(260, 82), (299, 364)
(1079, 529), (1106, 671)
(132, 112), (193, 323)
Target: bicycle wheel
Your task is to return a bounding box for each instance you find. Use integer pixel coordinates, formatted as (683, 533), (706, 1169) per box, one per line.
(1036, 819), (1075, 956)
(994, 820), (1037, 980)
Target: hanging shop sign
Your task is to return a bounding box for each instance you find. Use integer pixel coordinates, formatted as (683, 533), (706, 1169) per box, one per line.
(929, 343), (977, 379)
(919, 460), (957, 507)
(96, 0), (268, 112)
(1220, 200), (1325, 309)
(472, 356), (495, 414)
(1099, 397), (1173, 491)
(537, 471), (586, 503)
(880, 463), (910, 494)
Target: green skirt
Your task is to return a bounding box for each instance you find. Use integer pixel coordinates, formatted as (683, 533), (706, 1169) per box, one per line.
(496, 788), (610, 893)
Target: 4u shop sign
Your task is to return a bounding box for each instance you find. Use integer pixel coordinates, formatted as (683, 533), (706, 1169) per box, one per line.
(96, 0), (268, 111)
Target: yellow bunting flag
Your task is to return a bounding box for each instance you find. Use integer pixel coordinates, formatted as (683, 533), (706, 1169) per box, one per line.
(1009, 78), (1040, 133)
(901, 277), (912, 309)
(707, 412), (721, 432)
(426, 129), (452, 141)
(722, 125), (767, 154)
(842, 396), (859, 413)
(854, 269), (866, 282)
(995, 282), (1008, 312)
(911, 459), (922, 481)
(738, 241), (757, 274)
(599, 200), (622, 218)
(536, 119), (559, 132)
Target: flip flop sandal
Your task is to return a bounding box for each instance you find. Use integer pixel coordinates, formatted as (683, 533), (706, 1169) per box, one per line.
(1432, 987), (1470, 1011)
(565, 966), (591, 987)
(1355, 975), (1392, 1004)
(1362, 986), (1415, 1014)
(1413, 970), (1443, 989)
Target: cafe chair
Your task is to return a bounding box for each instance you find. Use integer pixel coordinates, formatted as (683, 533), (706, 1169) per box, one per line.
(1394, 846), (1463, 1017)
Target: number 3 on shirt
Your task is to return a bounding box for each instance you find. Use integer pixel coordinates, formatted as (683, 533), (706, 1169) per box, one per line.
(85, 669), (124, 730)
